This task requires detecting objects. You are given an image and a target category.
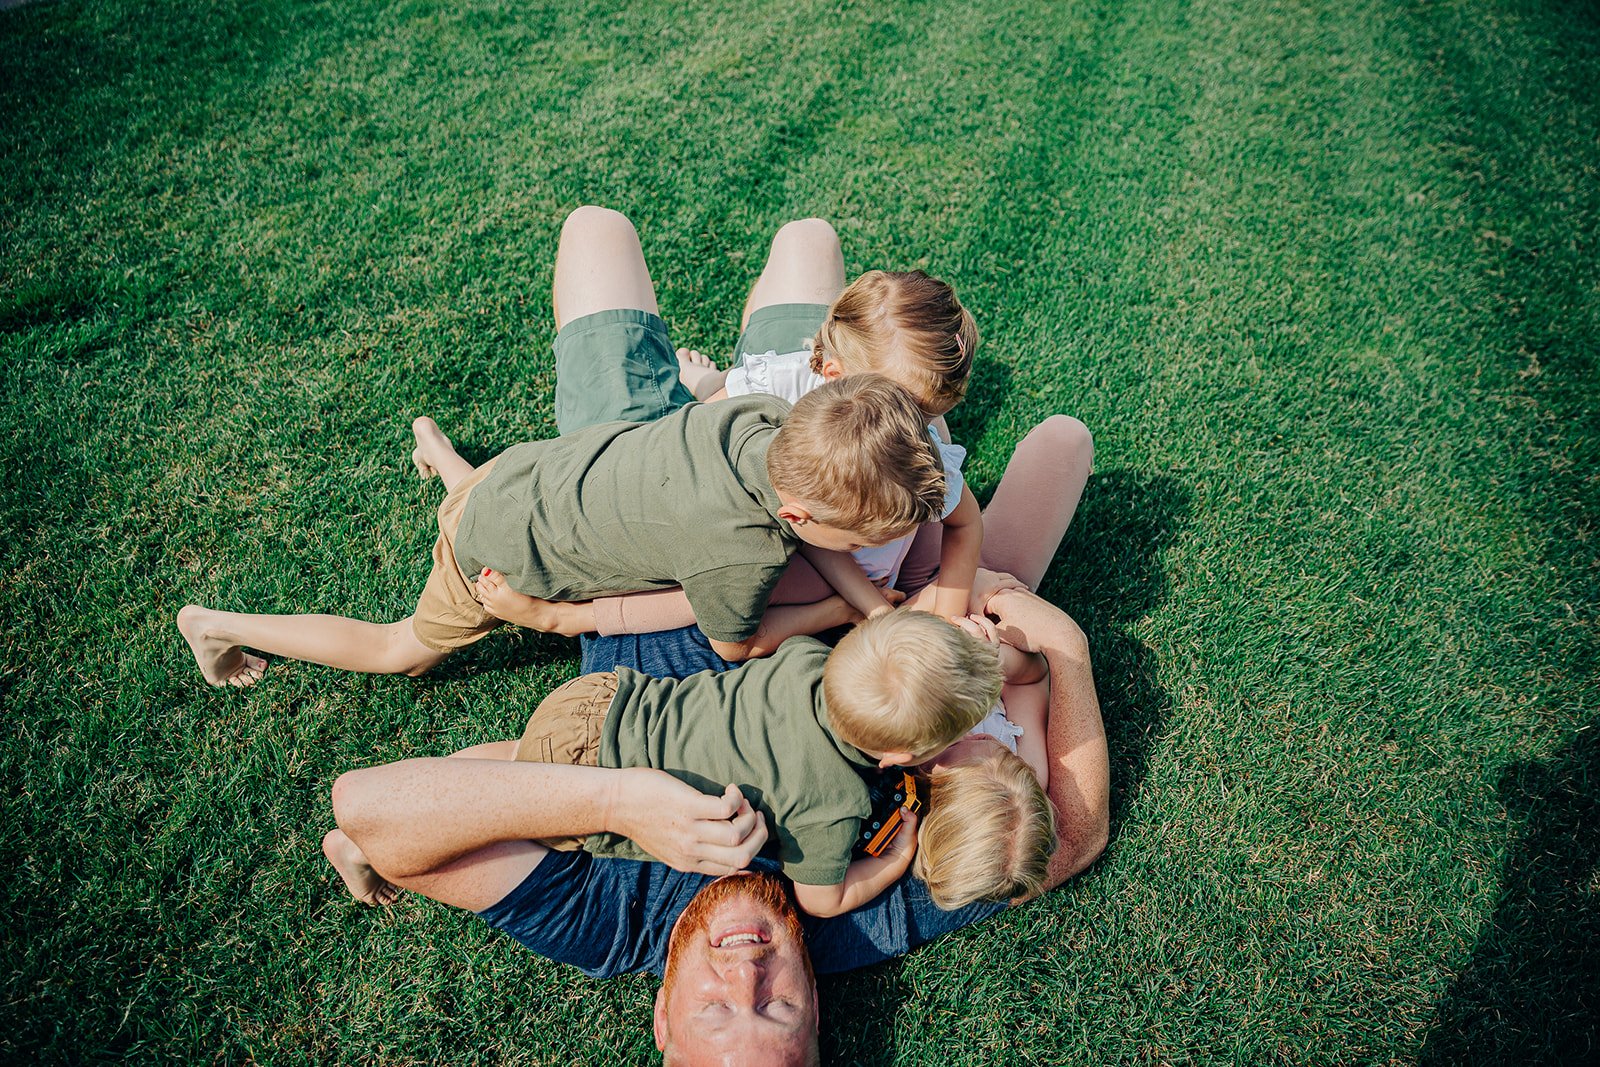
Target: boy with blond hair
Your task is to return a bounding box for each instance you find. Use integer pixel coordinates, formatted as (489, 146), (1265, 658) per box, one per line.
(179, 369), (945, 685)
(490, 609), (1003, 918)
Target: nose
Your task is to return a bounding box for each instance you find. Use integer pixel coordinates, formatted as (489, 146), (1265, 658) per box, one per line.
(720, 958), (762, 1000)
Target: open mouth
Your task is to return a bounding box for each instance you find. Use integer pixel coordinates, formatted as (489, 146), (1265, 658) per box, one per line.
(710, 927), (771, 949)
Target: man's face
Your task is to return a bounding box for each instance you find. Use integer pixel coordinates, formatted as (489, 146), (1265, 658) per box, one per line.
(654, 872), (819, 1066)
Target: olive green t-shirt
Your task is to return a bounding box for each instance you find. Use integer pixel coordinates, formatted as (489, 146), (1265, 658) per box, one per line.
(585, 638), (876, 886)
(452, 395), (798, 643)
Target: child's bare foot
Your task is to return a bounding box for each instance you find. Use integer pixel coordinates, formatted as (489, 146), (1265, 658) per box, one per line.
(411, 416), (454, 481)
(675, 347), (727, 400)
(676, 347), (715, 373)
(177, 605), (267, 688)
(322, 828), (400, 906)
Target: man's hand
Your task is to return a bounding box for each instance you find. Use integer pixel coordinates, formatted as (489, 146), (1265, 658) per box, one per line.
(865, 587), (907, 620)
(970, 568), (1029, 616)
(608, 769), (768, 875)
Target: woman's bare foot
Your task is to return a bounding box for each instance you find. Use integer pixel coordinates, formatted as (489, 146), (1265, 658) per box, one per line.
(323, 828), (400, 906)
(177, 605), (267, 688)
(411, 416), (453, 481)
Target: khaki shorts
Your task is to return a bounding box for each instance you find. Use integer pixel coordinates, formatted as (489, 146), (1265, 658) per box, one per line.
(411, 457), (504, 654)
(515, 672), (619, 851)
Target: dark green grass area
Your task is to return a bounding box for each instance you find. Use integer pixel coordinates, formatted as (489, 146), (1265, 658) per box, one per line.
(3, 0), (1596, 1061)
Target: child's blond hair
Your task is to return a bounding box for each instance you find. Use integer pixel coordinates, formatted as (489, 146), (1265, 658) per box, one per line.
(810, 269), (979, 419)
(767, 374), (945, 544)
(823, 610), (1002, 757)
(913, 747), (1057, 909)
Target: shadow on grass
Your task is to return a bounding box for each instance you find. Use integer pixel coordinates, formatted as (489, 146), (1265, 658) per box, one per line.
(1418, 723), (1600, 1065)
(1043, 470), (1188, 832)
(817, 469), (1188, 1062)
(944, 356), (1016, 455)
(417, 627), (580, 683)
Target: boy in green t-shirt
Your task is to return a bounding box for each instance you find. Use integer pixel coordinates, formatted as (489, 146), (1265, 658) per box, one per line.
(501, 609), (1004, 917)
(178, 372), (946, 687)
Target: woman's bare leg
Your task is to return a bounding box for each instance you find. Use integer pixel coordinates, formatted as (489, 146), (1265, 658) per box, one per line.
(552, 205), (660, 329)
(899, 415), (1095, 592)
(979, 415), (1094, 588)
(742, 218), (845, 328)
(177, 605), (446, 686)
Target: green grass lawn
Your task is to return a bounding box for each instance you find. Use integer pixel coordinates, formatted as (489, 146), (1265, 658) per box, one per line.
(3, 0), (1596, 1061)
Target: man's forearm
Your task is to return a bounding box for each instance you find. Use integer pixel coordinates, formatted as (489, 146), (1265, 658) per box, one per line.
(332, 758), (624, 879)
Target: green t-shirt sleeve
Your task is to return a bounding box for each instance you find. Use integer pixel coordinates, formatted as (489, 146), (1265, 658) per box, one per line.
(680, 561), (790, 643)
(778, 817), (858, 886)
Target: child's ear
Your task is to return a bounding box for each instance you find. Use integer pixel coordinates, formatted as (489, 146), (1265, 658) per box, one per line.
(877, 751), (916, 769)
(777, 502), (813, 525)
(820, 356), (846, 380)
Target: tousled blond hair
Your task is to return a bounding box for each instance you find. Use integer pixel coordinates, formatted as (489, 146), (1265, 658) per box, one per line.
(822, 610), (1002, 757)
(913, 747), (1057, 909)
(766, 374), (945, 544)
(810, 270), (979, 419)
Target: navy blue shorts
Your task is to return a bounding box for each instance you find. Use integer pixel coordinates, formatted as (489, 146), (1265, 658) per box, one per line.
(478, 625), (1007, 977)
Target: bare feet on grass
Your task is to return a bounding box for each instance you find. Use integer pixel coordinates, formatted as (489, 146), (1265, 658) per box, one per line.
(323, 828), (400, 906)
(177, 605), (267, 688)
(411, 416), (454, 481)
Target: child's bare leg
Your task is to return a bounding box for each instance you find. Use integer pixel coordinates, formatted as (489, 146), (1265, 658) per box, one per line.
(323, 828), (400, 906)
(411, 416), (475, 490)
(177, 606), (446, 686)
(742, 218), (845, 329)
(447, 740), (518, 760)
(324, 738), (515, 905)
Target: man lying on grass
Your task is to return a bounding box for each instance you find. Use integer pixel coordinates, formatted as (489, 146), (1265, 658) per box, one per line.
(323, 588), (1108, 1063)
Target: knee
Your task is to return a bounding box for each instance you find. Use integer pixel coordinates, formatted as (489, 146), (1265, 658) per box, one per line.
(772, 217), (839, 255)
(1032, 414), (1093, 468)
(562, 204), (638, 243)
(382, 621), (442, 677)
(330, 769), (370, 829)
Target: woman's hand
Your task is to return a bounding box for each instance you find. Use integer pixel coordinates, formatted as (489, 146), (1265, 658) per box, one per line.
(970, 568), (1029, 616)
(954, 612), (1002, 646)
(607, 769), (769, 876)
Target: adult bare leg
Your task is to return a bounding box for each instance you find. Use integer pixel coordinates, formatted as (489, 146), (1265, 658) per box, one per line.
(552, 205), (660, 330)
(741, 217), (845, 329)
(899, 415), (1094, 593)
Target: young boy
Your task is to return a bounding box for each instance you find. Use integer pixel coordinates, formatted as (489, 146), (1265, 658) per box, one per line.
(501, 609), (1004, 918)
(178, 371), (946, 687)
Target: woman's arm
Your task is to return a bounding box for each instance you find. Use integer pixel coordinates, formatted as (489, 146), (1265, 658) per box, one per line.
(986, 590), (1109, 899)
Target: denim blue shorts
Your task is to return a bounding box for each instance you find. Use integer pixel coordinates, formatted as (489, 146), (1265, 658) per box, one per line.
(477, 625), (1007, 977)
